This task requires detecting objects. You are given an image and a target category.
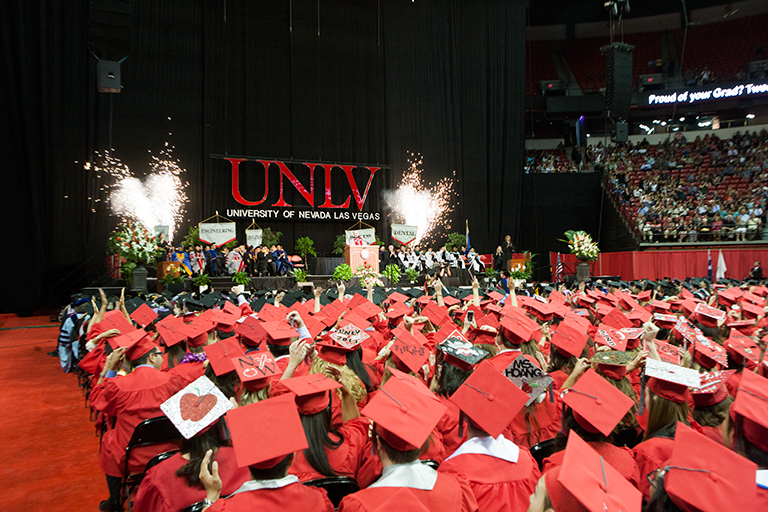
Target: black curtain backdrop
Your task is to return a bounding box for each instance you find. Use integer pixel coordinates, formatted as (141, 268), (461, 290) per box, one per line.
(1, 0), (526, 313)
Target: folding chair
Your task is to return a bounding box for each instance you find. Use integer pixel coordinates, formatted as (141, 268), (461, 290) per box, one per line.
(420, 459), (440, 470)
(143, 449), (180, 473)
(120, 416), (182, 511)
(304, 476), (360, 509)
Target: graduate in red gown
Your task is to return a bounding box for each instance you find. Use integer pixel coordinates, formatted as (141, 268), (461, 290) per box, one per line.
(689, 372), (734, 446)
(90, 331), (198, 511)
(199, 394), (334, 511)
(438, 360), (540, 512)
(337, 371), (478, 512)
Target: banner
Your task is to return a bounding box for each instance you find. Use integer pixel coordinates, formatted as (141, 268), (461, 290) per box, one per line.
(391, 224), (418, 245)
(199, 222), (237, 247)
(345, 228), (375, 246)
(246, 228), (263, 247)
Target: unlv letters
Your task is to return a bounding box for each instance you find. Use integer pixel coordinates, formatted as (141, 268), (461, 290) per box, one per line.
(224, 158), (381, 210)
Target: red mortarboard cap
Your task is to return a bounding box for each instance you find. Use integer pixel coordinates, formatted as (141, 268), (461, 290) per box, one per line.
(731, 370), (768, 452)
(357, 299), (383, 321)
(281, 373), (342, 415)
(256, 302), (284, 322)
(601, 307), (633, 330)
(499, 313), (537, 345)
(183, 319), (212, 348)
(467, 326), (497, 346)
(691, 370), (734, 407)
(214, 311), (238, 333)
(694, 303), (726, 328)
(562, 369), (634, 436)
(227, 394), (308, 469)
(724, 331), (760, 366)
(329, 323), (370, 350)
(107, 327), (143, 351)
(222, 300), (240, 316)
(741, 291), (765, 306)
(315, 340), (348, 366)
(636, 290), (652, 302)
(441, 295), (459, 307)
(693, 334), (728, 368)
(156, 315), (187, 347)
(422, 302), (449, 327)
(261, 321), (299, 346)
(302, 315), (326, 340)
(449, 360), (528, 437)
(341, 312), (372, 331)
(739, 300), (763, 319)
(680, 299), (698, 318)
(361, 374), (446, 451)
(437, 330), (487, 371)
(651, 300), (671, 313)
(593, 324), (628, 351)
(551, 320), (589, 358)
(385, 306), (409, 321)
(717, 287), (743, 307)
(390, 328), (429, 374)
(124, 331), (158, 361)
(550, 433), (642, 512)
(654, 339), (682, 365)
(487, 291), (505, 302)
(387, 291), (409, 304)
(235, 316), (267, 347)
(652, 313), (677, 330)
(620, 327), (644, 350)
(575, 294), (596, 307)
(231, 352), (281, 391)
(526, 299), (553, 322)
(203, 337), (245, 376)
(664, 423), (757, 512)
(100, 309), (135, 334)
(130, 303), (158, 328)
(626, 308), (652, 327)
(645, 359), (699, 404)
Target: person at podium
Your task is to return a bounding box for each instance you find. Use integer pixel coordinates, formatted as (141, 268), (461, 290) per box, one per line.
(502, 235), (515, 266)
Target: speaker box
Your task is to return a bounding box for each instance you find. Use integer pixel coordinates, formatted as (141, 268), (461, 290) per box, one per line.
(615, 122), (628, 142)
(97, 60), (121, 93)
(602, 43), (634, 120)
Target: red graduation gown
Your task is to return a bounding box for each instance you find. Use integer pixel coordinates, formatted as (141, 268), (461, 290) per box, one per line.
(632, 436), (675, 500)
(289, 417), (372, 483)
(439, 450), (540, 512)
(207, 479), (334, 512)
(543, 442), (640, 488)
(338, 472), (478, 512)
(549, 369), (569, 390)
(436, 395), (467, 457)
(133, 448), (250, 512)
(90, 366), (197, 477)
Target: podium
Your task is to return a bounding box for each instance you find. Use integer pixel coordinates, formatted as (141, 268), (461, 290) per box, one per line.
(344, 245), (380, 273)
(506, 253), (530, 272)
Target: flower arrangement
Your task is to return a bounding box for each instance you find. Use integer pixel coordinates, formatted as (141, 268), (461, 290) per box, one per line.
(332, 263), (353, 282)
(562, 230), (600, 261)
(108, 222), (163, 265)
(356, 262), (383, 288)
(509, 252), (535, 280)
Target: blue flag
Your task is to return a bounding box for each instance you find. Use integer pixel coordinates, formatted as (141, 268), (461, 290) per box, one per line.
(707, 250), (713, 282)
(465, 220), (470, 255)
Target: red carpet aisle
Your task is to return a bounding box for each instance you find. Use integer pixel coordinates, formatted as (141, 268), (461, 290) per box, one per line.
(0, 314), (104, 511)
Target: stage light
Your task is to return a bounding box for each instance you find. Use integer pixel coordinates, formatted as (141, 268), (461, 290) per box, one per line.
(746, 114), (755, 119)
(679, 117), (685, 121)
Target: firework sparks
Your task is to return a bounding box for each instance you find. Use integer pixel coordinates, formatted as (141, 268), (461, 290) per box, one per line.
(382, 153), (456, 246)
(87, 145), (188, 240)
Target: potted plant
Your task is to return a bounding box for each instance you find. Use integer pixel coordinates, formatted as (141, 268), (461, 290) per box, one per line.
(231, 271), (250, 295)
(295, 236), (317, 272)
(290, 268), (309, 286)
(108, 222), (163, 292)
(445, 232), (466, 252)
(192, 273), (212, 293)
(161, 264), (186, 295)
(356, 262), (383, 288)
(484, 267), (498, 284)
(381, 264), (401, 287)
(332, 263), (353, 283)
(404, 266), (420, 284)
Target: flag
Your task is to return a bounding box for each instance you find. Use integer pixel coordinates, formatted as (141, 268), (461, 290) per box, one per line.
(716, 249), (727, 281)
(465, 220), (470, 255)
(707, 250), (713, 282)
(554, 253), (564, 283)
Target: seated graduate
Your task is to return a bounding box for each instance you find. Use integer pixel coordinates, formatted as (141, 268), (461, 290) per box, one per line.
(134, 380), (250, 512)
(438, 360), (540, 512)
(337, 371), (478, 512)
(527, 433), (642, 512)
(199, 394), (335, 511)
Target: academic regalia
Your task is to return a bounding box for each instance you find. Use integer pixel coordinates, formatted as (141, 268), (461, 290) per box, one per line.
(191, 251), (207, 274)
(90, 365), (198, 477)
(207, 477), (334, 512)
(689, 420), (726, 446)
(171, 250), (192, 276)
(506, 396), (562, 450)
(288, 416), (371, 482)
(632, 424), (677, 500)
(226, 251), (243, 275)
(133, 448), (250, 512)
(439, 436), (539, 512)
(338, 462), (479, 512)
(205, 248), (218, 275)
(549, 368), (569, 390)
(543, 442), (640, 488)
(435, 395), (467, 457)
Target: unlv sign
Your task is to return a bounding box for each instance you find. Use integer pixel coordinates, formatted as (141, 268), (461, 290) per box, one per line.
(217, 156), (384, 210)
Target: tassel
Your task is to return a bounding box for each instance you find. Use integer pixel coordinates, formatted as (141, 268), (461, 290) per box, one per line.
(638, 371), (646, 415)
(549, 382), (554, 403)
(458, 411), (465, 438)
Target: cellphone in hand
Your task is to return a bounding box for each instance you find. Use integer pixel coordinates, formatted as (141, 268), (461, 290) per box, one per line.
(467, 311), (474, 323)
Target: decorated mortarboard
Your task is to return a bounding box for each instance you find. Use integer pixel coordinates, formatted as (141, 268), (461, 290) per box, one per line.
(692, 334), (728, 367)
(360, 373), (446, 451)
(663, 423), (757, 512)
(227, 394), (308, 469)
(160, 376), (233, 439)
(281, 373), (342, 415)
(329, 323), (370, 350)
(590, 350), (635, 366)
(390, 327), (430, 374)
(593, 324), (628, 351)
(652, 313), (677, 330)
(502, 354), (553, 406)
(653, 339), (682, 365)
(437, 330), (487, 371)
(562, 369), (635, 436)
(691, 369), (734, 407)
(449, 360), (528, 437)
(231, 351), (281, 390)
(550, 320), (589, 358)
(129, 302), (158, 328)
(645, 358), (699, 404)
(694, 302), (726, 328)
(548, 433), (642, 512)
(724, 330), (760, 364)
(203, 337), (245, 376)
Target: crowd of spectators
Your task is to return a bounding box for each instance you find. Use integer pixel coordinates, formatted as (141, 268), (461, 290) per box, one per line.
(603, 129), (768, 243)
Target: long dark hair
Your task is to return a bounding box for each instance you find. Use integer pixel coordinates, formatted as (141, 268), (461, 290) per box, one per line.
(345, 348), (373, 393)
(175, 417), (227, 488)
(204, 363), (239, 401)
(300, 403), (344, 477)
(551, 407), (608, 454)
(435, 362), (472, 398)
(164, 342), (187, 369)
(644, 471), (685, 512)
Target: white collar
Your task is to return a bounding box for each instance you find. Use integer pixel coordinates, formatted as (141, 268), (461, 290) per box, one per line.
(497, 349), (521, 355)
(757, 469), (768, 490)
(446, 434), (520, 464)
(229, 475), (299, 497)
(369, 460), (438, 490)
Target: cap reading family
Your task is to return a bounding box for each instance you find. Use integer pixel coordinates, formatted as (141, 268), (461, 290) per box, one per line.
(69, 272), (768, 512)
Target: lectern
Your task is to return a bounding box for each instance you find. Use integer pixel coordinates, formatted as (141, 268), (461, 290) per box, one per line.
(344, 245), (380, 273)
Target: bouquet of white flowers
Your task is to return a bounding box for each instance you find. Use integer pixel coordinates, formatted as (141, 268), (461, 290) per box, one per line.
(356, 262), (383, 287)
(562, 230), (600, 261)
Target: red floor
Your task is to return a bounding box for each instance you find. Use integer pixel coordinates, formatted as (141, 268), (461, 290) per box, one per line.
(0, 314), (105, 511)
